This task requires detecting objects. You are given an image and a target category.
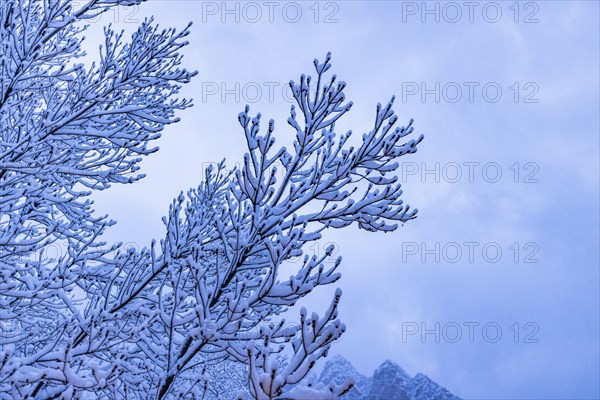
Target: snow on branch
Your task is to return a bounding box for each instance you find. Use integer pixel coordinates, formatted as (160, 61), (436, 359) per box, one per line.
(0, 3), (423, 398)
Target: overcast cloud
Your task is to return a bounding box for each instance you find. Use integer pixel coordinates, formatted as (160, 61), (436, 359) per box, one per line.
(86, 1), (600, 398)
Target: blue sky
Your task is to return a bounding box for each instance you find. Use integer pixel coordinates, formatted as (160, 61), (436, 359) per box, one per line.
(87, 1), (599, 398)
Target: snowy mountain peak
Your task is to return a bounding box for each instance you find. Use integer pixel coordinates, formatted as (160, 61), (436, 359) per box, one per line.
(319, 356), (371, 400)
(408, 373), (461, 400)
(317, 356), (460, 400)
(326, 355), (358, 370)
(373, 359), (412, 382)
(411, 373), (433, 384)
(320, 355), (363, 379)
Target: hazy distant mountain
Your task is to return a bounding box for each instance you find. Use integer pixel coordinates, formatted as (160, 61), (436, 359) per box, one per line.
(317, 356), (461, 400)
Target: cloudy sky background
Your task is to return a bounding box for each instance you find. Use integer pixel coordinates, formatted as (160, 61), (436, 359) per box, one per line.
(84, 1), (599, 398)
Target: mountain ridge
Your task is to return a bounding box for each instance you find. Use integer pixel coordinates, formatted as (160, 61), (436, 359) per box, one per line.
(317, 356), (461, 400)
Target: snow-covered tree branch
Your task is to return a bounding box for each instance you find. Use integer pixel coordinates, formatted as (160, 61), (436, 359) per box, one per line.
(0, 2), (423, 398)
